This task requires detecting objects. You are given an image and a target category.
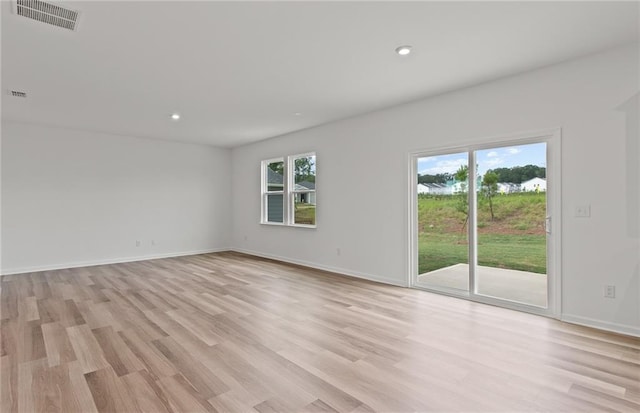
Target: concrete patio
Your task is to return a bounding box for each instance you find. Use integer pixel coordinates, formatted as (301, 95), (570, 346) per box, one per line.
(417, 263), (547, 307)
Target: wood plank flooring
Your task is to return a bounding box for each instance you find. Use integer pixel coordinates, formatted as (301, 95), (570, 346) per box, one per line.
(1, 251), (639, 412)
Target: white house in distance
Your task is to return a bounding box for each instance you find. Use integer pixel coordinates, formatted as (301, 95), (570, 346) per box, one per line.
(451, 181), (466, 194)
(497, 182), (520, 194)
(295, 181), (316, 204)
(420, 180), (528, 194)
(417, 183), (452, 195)
(521, 177), (547, 192)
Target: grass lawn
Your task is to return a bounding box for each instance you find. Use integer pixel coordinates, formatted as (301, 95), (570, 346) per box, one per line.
(418, 233), (546, 274)
(418, 192), (547, 274)
(294, 203), (316, 225)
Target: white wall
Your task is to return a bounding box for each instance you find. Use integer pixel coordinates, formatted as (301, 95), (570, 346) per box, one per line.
(1, 122), (232, 273)
(231, 45), (640, 336)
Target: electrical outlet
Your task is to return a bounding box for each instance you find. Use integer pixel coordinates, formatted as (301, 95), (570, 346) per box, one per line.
(575, 205), (591, 218)
(336, 248), (341, 256)
(135, 240), (141, 247)
(151, 240), (156, 246)
(604, 285), (615, 298)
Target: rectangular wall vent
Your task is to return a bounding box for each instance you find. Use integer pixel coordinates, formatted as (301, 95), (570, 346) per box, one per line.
(9, 90), (28, 98)
(13, 0), (79, 31)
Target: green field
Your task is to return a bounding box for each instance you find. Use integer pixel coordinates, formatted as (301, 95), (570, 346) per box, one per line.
(418, 192), (547, 274)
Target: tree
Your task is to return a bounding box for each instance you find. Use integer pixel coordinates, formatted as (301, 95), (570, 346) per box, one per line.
(481, 171), (499, 220)
(268, 161), (284, 176)
(294, 157), (315, 183)
(454, 165), (469, 232)
(490, 165), (545, 184)
(454, 165), (468, 185)
(417, 173), (452, 184)
(268, 157), (316, 183)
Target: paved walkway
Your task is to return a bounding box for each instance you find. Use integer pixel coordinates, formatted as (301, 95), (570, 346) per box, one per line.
(417, 263), (547, 307)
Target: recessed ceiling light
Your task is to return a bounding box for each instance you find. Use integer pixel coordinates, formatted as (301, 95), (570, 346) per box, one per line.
(395, 45), (412, 56)
(170, 113), (181, 121)
(294, 112), (302, 116)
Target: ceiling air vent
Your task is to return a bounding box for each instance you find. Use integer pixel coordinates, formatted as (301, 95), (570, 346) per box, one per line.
(9, 90), (28, 98)
(13, 0), (79, 31)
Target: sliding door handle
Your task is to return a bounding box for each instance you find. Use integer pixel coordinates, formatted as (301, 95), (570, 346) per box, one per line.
(545, 216), (551, 234)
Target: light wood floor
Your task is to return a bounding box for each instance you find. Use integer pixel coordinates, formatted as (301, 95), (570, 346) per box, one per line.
(1, 252), (639, 412)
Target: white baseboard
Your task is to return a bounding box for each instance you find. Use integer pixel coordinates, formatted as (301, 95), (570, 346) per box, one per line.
(231, 247), (407, 287)
(0, 247), (230, 276)
(561, 314), (640, 338)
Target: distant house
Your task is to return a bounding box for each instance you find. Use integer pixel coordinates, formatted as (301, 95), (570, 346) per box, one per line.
(430, 183), (452, 195)
(267, 169), (315, 217)
(451, 181), (467, 194)
(267, 168), (284, 191)
(295, 181), (316, 204)
(417, 183), (452, 195)
(521, 177), (546, 192)
(267, 169), (316, 204)
(421, 180), (521, 195)
(497, 182), (520, 194)
(265, 169), (285, 222)
(417, 183), (430, 195)
(451, 177), (482, 193)
(297, 181), (315, 191)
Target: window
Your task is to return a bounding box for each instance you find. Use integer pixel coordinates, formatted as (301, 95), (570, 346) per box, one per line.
(290, 153), (316, 226)
(261, 153), (316, 227)
(262, 158), (285, 223)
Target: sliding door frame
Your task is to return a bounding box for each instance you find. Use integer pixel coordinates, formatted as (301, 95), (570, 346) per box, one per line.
(408, 128), (562, 318)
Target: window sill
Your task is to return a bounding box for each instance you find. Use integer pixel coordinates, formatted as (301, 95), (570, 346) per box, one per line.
(289, 223), (317, 229)
(260, 222), (317, 229)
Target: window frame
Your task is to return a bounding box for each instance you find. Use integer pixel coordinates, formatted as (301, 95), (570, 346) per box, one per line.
(261, 157), (285, 225)
(408, 128), (562, 319)
(260, 152), (317, 228)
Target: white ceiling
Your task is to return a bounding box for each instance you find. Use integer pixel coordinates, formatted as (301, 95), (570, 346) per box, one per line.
(2, 1), (638, 148)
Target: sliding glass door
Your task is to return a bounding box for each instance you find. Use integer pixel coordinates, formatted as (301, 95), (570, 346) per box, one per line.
(411, 132), (560, 315)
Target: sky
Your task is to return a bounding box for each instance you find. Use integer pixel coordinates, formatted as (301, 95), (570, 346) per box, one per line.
(417, 142), (546, 177)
